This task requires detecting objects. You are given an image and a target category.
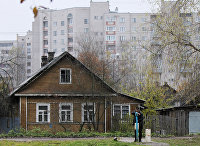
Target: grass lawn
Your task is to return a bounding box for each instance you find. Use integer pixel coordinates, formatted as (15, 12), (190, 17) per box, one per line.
(0, 139), (139, 146)
(154, 135), (200, 146)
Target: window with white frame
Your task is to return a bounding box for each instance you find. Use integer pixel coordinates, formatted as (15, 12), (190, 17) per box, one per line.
(132, 18), (136, 23)
(106, 35), (115, 41)
(61, 39), (65, 45)
(60, 68), (71, 84)
(120, 36), (126, 41)
(36, 103), (50, 122)
(106, 26), (116, 31)
(84, 19), (88, 24)
(61, 30), (65, 35)
(59, 103), (73, 122)
(119, 17), (125, 23)
(82, 103), (95, 122)
(61, 21), (65, 26)
(53, 31), (57, 36)
(113, 104), (130, 119)
(84, 28), (89, 33)
(120, 27), (126, 32)
(53, 21), (57, 27)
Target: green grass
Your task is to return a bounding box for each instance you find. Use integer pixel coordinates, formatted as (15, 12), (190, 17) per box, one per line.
(0, 139), (139, 146)
(154, 135), (200, 146)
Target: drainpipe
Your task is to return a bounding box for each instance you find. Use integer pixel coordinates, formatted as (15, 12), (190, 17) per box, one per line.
(105, 97), (106, 133)
(26, 97), (27, 131)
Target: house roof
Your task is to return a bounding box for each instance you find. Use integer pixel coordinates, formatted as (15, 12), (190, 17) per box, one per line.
(10, 52), (117, 97)
(118, 93), (145, 103)
(156, 105), (200, 111)
(10, 51), (145, 103)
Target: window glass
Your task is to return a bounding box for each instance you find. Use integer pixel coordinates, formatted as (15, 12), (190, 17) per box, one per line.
(60, 69), (71, 83)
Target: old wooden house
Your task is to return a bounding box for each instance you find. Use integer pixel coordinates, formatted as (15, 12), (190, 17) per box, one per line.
(8, 52), (144, 132)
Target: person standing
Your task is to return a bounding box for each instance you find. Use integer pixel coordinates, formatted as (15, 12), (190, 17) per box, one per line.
(132, 107), (143, 142)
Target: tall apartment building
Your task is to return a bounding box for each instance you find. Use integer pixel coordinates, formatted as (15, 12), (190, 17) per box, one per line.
(0, 38), (26, 87)
(25, 0), (199, 89)
(31, 1), (151, 84)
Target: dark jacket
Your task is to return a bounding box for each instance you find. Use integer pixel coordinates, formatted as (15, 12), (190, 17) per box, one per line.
(132, 111), (144, 128)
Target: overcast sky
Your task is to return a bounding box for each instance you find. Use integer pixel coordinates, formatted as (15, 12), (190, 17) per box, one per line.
(0, 0), (152, 40)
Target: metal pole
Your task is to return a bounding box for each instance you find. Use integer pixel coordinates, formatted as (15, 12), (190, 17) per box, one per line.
(135, 112), (139, 142)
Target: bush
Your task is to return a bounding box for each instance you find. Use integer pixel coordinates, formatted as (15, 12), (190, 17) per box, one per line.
(0, 128), (135, 138)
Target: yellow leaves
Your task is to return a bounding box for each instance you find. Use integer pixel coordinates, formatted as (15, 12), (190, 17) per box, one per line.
(33, 7), (38, 18)
(20, 0), (25, 3)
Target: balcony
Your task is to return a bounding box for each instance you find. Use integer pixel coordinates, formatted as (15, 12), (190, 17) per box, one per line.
(68, 33), (73, 38)
(106, 31), (115, 35)
(106, 21), (115, 25)
(106, 41), (116, 45)
(68, 42), (73, 47)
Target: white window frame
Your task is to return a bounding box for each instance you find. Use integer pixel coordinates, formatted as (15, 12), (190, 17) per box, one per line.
(106, 35), (115, 41)
(119, 17), (125, 23)
(36, 103), (50, 123)
(61, 30), (65, 35)
(120, 27), (126, 32)
(113, 104), (130, 119)
(60, 68), (72, 84)
(82, 103), (95, 122)
(59, 103), (73, 123)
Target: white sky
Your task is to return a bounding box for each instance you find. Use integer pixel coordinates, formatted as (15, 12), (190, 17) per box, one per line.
(0, 0), (152, 40)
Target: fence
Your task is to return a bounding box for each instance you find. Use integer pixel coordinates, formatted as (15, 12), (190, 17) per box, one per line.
(112, 115), (183, 136)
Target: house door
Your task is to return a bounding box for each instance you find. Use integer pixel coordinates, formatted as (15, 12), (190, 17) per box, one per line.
(189, 111), (200, 134)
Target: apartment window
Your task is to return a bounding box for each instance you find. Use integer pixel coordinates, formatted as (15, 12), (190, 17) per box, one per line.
(43, 21), (48, 27)
(68, 28), (73, 33)
(100, 16), (103, 19)
(131, 36), (136, 41)
(53, 48), (57, 53)
(120, 27), (126, 32)
(119, 17), (125, 23)
(82, 103), (95, 122)
(68, 38), (73, 42)
(61, 21), (65, 26)
(60, 68), (71, 84)
(43, 49), (48, 54)
(27, 55), (31, 59)
(59, 103), (73, 122)
(84, 19), (88, 24)
(43, 40), (48, 45)
(113, 104), (130, 119)
(142, 36), (147, 41)
(36, 103), (50, 123)
(27, 69), (31, 73)
(106, 35), (115, 41)
(43, 31), (48, 37)
(0, 43), (13, 47)
(53, 21), (57, 27)
(27, 62), (31, 66)
(107, 16), (116, 22)
(53, 31), (57, 36)
(132, 18), (136, 23)
(132, 46), (136, 50)
(141, 18), (147, 22)
(132, 27), (136, 32)
(94, 16), (98, 20)
(61, 30), (65, 35)
(1, 50), (9, 54)
(106, 26), (116, 31)
(53, 40), (57, 45)
(61, 39), (65, 45)
(142, 27), (147, 31)
(120, 36), (126, 41)
(84, 28), (89, 33)
(61, 48), (65, 52)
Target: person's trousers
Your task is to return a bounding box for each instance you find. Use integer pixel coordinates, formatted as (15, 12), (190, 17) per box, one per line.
(134, 128), (142, 142)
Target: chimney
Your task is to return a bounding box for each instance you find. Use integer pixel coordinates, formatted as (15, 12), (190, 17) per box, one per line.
(41, 56), (48, 67)
(47, 52), (55, 62)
